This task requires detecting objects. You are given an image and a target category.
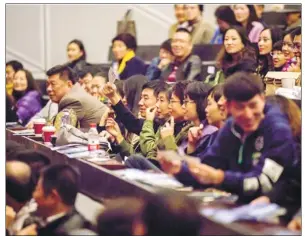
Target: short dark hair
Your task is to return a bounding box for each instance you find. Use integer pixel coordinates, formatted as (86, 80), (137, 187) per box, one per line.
(6, 60), (24, 72)
(291, 26), (301, 36)
(6, 161), (34, 203)
(46, 64), (77, 84)
(93, 71), (108, 80)
(14, 150), (50, 185)
(112, 33), (137, 51)
(68, 39), (87, 61)
(185, 81), (212, 121)
(175, 27), (191, 35)
(77, 65), (94, 79)
(207, 84), (224, 103)
(160, 39), (173, 55)
(272, 40), (283, 51)
(172, 81), (190, 104)
(142, 80), (169, 98)
(198, 4), (204, 12)
(142, 191), (202, 235)
(224, 72), (264, 102)
(41, 164), (79, 206)
(215, 5), (238, 25)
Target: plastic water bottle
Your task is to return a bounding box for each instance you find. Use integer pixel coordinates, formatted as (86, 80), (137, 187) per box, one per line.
(88, 123), (100, 158)
(61, 109), (70, 127)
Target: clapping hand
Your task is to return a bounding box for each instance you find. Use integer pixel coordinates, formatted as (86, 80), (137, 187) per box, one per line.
(160, 116), (175, 139)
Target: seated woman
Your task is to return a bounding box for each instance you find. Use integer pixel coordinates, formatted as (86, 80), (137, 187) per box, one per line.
(111, 33), (146, 80)
(10, 69), (42, 126)
(66, 39), (89, 71)
(232, 4), (264, 43)
(205, 26), (257, 85)
(271, 41), (287, 72)
(282, 28), (298, 72)
(145, 39), (175, 81)
(257, 27), (283, 79)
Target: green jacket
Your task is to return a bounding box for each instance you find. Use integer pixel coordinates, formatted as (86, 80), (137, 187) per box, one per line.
(117, 133), (140, 158)
(140, 120), (193, 159)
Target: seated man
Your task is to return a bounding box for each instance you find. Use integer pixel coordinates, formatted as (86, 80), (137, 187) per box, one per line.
(159, 72), (296, 201)
(153, 28), (202, 82)
(20, 164), (90, 235)
(46, 64), (107, 129)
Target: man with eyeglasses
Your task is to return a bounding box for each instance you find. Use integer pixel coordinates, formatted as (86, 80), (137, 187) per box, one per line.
(287, 26), (301, 74)
(156, 28), (202, 83)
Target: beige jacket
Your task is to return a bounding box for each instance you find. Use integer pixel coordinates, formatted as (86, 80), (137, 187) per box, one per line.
(190, 19), (215, 45)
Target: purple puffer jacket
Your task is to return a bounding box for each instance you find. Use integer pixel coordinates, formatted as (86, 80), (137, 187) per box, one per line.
(16, 90), (42, 125)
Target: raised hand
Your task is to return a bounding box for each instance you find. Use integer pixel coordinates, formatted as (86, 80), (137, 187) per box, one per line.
(105, 118), (124, 143)
(187, 162), (224, 185)
(146, 106), (157, 121)
(157, 150), (182, 175)
(160, 116), (175, 139)
(102, 82), (120, 105)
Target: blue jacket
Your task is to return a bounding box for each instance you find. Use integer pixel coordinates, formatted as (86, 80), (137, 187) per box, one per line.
(118, 56), (147, 80)
(176, 103), (296, 200)
(145, 57), (161, 81)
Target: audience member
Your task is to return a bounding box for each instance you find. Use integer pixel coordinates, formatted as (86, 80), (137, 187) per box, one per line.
(66, 39), (88, 72)
(123, 74), (149, 115)
(206, 26), (257, 85)
(168, 4), (187, 39)
(6, 60), (23, 95)
(46, 64), (107, 129)
(159, 72), (296, 202)
(111, 33), (146, 80)
(287, 26), (301, 74)
(159, 28), (202, 82)
(282, 28), (297, 66)
(10, 69), (42, 126)
(271, 41), (286, 71)
(6, 94), (18, 123)
(146, 39), (174, 81)
(184, 4), (215, 44)
(233, 4), (264, 43)
(283, 5), (301, 31)
(210, 6), (238, 44)
(6, 140), (25, 160)
(90, 72), (108, 102)
(254, 4), (267, 26)
(20, 164), (90, 235)
(77, 65), (95, 93)
(257, 27), (283, 79)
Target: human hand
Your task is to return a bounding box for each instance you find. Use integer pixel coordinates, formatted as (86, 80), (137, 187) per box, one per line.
(287, 57), (301, 73)
(160, 116), (175, 139)
(105, 118), (123, 143)
(102, 82), (120, 105)
(188, 124), (204, 145)
(99, 130), (115, 143)
(6, 205), (16, 229)
(250, 196), (271, 205)
(16, 224), (37, 236)
(288, 216), (302, 232)
(146, 106), (157, 121)
(157, 150), (182, 175)
(99, 107), (110, 126)
(188, 162), (224, 185)
(158, 58), (171, 69)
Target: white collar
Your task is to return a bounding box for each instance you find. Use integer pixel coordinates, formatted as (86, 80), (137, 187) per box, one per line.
(46, 212), (67, 223)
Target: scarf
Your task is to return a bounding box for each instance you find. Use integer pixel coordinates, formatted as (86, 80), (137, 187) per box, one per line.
(118, 50), (136, 75)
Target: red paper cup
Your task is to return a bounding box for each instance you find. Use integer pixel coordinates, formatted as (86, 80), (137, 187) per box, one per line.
(33, 118), (46, 135)
(42, 126), (56, 143)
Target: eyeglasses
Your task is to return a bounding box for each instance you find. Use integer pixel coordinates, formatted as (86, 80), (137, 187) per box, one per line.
(270, 51), (284, 57)
(183, 99), (195, 105)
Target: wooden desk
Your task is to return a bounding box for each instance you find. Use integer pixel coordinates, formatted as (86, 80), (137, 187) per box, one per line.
(6, 129), (298, 235)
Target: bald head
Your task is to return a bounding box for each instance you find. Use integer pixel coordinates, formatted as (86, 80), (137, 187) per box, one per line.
(6, 161), (31, 184)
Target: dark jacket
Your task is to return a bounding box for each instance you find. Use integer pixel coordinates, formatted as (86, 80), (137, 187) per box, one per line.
(112, 100), (159, 135)
(37, 209), (91, 236)
(177, 103), (296, 201)
(153, 54), (202, 82)
(118, 56), (147, 80)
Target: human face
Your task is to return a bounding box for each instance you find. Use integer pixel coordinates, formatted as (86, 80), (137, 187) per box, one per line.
(254, 5), (264, 19)
(155, 92), (170, 119)
(205, 94), (225, 128)
(33, 178), (56, 217)
(159, 48), (174, 61)
(90, 76), (106, 99)
(138, 88), (157, 118)
(185, 4), (201, 21)
(112, 40), (128, 61)
(271, 50), (286, 68)
(282, 34), (295, 60)
(286, 12), (301, 26)
(217, 96), (228, 118)
(233, 5), (250, 25)
(182, 95), (198, 122)
(227, 94), (265, 133)
(171, 32), (192, 60)
(174, 4), (186, 23)
(46, 73), (72, 103)
(293, 34), (301, 58)
(217, 19), (231, 33)
(224, 29), (245, 54)
(258, 29), (272, 55)
(6, 65), (15, 83)
(169, 93), (185, 122)
(67, 43), (83, 62)
(13, 70), (28, 91)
